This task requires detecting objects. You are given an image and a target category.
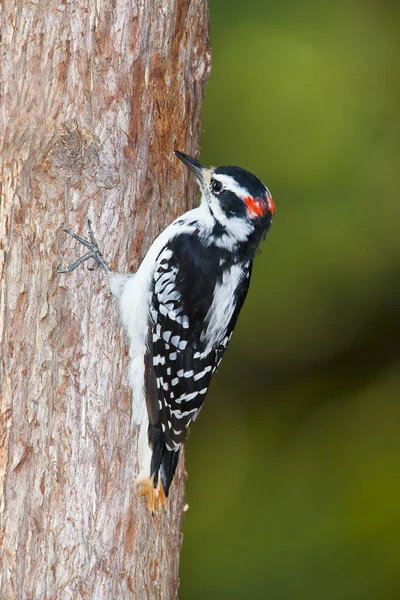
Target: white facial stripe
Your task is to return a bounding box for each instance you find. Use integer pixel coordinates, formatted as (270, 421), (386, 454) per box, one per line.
(212, 173), (254, 199)
(207, 195), (252, 241)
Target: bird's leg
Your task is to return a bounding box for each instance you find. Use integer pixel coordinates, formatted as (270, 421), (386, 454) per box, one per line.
(57, 219), (110, 273)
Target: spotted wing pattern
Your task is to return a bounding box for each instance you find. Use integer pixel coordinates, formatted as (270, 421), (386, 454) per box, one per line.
(147, 234), (252, 494)
(150, 246), (226, 450)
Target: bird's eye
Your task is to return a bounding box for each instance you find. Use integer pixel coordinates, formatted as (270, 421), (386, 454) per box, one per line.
(211, 179), (223, 194)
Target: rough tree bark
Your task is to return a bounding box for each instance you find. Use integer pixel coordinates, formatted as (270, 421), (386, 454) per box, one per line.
(0, 1), (211, 598)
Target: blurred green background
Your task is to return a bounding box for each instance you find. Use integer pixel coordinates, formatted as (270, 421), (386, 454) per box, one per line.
(180, 0), (400, 598)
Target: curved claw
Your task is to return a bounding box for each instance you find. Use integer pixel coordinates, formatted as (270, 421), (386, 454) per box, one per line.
(137, 477), (168, 514)
(57, 221), (110, 274)
(57, 250), (97, 273)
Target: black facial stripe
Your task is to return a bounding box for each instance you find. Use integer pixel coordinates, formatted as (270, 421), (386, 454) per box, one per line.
(218, 190), (247, 219)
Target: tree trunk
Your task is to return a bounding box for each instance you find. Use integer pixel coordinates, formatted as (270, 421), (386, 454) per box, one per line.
(0, 1), (211, 598)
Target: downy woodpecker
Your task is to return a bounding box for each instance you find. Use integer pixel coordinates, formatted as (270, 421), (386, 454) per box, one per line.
(57, 151), (275, 512)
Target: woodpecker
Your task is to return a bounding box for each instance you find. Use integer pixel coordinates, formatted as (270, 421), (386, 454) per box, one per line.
(57, 151), (275, 512)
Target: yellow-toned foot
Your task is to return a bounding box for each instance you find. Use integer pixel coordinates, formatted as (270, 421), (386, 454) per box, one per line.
(137, 477), (156, 513)
(137, 476), (168, 513)
(156, 478), (167, 510)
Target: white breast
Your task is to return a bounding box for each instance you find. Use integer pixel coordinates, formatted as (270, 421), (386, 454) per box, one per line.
(201, 264), (244, 355)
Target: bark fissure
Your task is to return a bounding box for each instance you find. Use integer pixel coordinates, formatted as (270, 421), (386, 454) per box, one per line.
(0, 1), (211, 598)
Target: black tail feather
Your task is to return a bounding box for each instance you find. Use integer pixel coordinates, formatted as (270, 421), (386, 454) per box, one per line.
(149, 422), (164, 488)
(148, 422), (180, 495)
(160, 447), (180, 496)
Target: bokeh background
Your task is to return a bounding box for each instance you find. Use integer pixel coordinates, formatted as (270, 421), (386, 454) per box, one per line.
(180, 1), (400, 598)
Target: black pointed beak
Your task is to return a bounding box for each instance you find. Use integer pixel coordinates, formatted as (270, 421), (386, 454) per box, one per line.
(174, 150), (205, 180)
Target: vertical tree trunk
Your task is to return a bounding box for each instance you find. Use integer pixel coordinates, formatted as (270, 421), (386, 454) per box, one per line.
(0, 1), (211, 598)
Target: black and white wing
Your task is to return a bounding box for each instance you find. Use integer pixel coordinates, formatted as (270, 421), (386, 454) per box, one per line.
(146, 233), (252, 495)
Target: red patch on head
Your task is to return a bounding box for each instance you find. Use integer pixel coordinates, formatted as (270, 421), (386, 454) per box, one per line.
(244, 194), (275, 218)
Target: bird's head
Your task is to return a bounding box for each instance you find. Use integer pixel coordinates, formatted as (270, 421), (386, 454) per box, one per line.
(174, 150), (275, 244)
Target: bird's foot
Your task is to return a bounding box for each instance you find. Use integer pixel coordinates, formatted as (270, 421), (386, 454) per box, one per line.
(57, 219), (110, 273)
(137, 476), (167, 514)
